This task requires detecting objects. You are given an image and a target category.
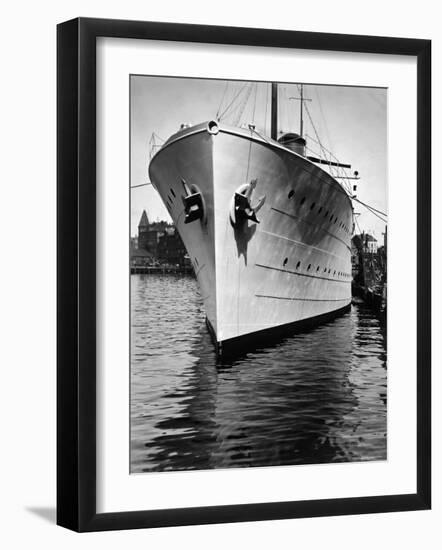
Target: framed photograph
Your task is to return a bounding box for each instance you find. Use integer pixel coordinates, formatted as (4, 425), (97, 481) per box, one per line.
(57, 17), (431, 532)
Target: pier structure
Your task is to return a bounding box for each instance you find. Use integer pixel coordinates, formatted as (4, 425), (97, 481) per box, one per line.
(351, 231), (387, 320)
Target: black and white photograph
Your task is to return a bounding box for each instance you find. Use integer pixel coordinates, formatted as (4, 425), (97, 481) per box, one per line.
(130, 75), (388, 473)
(0, 0), (435, 543)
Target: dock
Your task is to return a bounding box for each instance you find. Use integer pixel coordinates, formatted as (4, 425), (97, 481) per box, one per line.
(131, 265), (194, 275)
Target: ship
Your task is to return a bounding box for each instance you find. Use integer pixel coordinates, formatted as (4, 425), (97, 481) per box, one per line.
(148, 83), (354, 355)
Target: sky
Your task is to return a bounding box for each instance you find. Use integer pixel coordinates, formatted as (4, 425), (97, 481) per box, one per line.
(131, 75), (387, 242)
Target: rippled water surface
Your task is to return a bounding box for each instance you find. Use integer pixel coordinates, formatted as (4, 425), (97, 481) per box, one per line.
(130, 274), (387, 473)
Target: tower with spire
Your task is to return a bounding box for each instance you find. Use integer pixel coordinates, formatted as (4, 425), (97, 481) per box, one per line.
(137, 210), (151, 251)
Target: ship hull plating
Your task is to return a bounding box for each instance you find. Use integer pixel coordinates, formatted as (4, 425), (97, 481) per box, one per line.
(149, 122), (353, 350)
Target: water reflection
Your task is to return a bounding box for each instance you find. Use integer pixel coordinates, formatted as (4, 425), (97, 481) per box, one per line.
(130, 274), (387, 473)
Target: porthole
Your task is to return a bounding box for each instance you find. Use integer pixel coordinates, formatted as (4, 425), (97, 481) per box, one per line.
(328, 269), (331, 274)
(334, 216), (338, 223)
(170, 188), (176, 198)
(334, 270), (336, 275)
(325, 210), (329, 217)
(310, 202), (316, 210)
(307, 264), (311, 270)
(300, 197), (306, 205)
(316, 266), (320, 272)
(288, 189), (295, 199)
(296, 261), (301, 269)
(167, 194), (172, 203)
(324, 268), (327, 273)
(330, 214), (334, 221)
(318, 206), (323, 214)
(283, 257), (288, 266)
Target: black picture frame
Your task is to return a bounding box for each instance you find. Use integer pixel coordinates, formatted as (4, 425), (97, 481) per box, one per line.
(57, 17), (431, 532)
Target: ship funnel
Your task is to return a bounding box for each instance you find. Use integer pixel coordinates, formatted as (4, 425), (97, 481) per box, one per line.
(278, 133), (306, 156)
(207, 120), (219, 135)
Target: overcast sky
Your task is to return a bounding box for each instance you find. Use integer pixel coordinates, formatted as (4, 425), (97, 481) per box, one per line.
(131, 75), (387, 242)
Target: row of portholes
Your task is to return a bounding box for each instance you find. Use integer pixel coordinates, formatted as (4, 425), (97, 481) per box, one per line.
(166, 187), (176, 212)
(282, 257), (351, 279)
(287, 189), (351, 235)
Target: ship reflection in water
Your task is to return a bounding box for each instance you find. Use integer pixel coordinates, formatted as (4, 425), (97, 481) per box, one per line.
(131, 274), (387, 473)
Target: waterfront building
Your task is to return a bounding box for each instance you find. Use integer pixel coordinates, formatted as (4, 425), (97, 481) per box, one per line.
(137, 210), (168, 256)
(157, 227), (187, 266)
(130, 242), (154, 267)
(132, 210), (188, 267)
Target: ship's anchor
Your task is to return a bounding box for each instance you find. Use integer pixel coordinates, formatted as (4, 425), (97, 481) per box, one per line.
(181, 179), (206, 225)
(229, 179), (266, 227)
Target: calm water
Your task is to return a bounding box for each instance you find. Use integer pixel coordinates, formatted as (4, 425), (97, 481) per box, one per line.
(130, 274), (387, 473)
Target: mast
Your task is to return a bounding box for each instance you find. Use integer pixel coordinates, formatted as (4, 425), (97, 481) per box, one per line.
(299, 84), (304, 138)
(271, 82), (278, 140)
(288, 85), (311, 139)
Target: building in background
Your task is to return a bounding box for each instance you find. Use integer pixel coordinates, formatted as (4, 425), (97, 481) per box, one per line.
(130, 243), (154, 267)
(363, 233), (378, 254)
(351, 232), (386, 296)
(351, 234), (363, 280)
(137, 210), (169, 257)
(131, 209), (188, 268)
(157, 227), (188, 267)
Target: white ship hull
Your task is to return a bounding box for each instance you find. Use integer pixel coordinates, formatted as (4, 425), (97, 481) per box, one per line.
(149, 121), (353, 354)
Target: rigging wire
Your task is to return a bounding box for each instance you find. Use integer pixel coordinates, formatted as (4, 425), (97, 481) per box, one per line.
(302, 97), (329, 163)
(264, 82), (269, 134)
(357, 204), (387, 224)
(355, 214), (362, 235)
(251, 82), (258, 124)
(131, 182), (152, 189)
(218, 82), (248, 121)
(305, 129), (353, 195)
(314, 87), (333, 153)
(233, 83), (254, 126)
(352, 197), (387, 217)
(353, 198), (387, 224)
(300, 88), (339, 177)
(216, 81), (229, 120)
(283, 86), (289, 133)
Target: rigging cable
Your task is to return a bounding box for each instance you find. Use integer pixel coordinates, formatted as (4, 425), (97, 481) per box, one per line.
(216, 81), (229, 120)
(303, 98), (329, 163)
(302, 91), (348, 186)
(233, 83), (254, 127)
(218, 82), (248, 121)
(264, 82), (269, 135)
(352, 197), (387, 217)
(283, 86), (290, 133)
(353, 198), (387, 224)
(130, 182), (152, 189)
(251, 82), (258, 124)
(314, 87), (333, 154)
(305, 130), (353, 195)
(359, 205), (387, 224)
(355, 214), (364, 237)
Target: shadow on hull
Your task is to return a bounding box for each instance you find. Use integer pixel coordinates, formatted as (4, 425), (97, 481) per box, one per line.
(206, 303), (351, 362)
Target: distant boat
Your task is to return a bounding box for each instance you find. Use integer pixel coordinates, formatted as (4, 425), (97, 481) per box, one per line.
(149, 83), (354, 355)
